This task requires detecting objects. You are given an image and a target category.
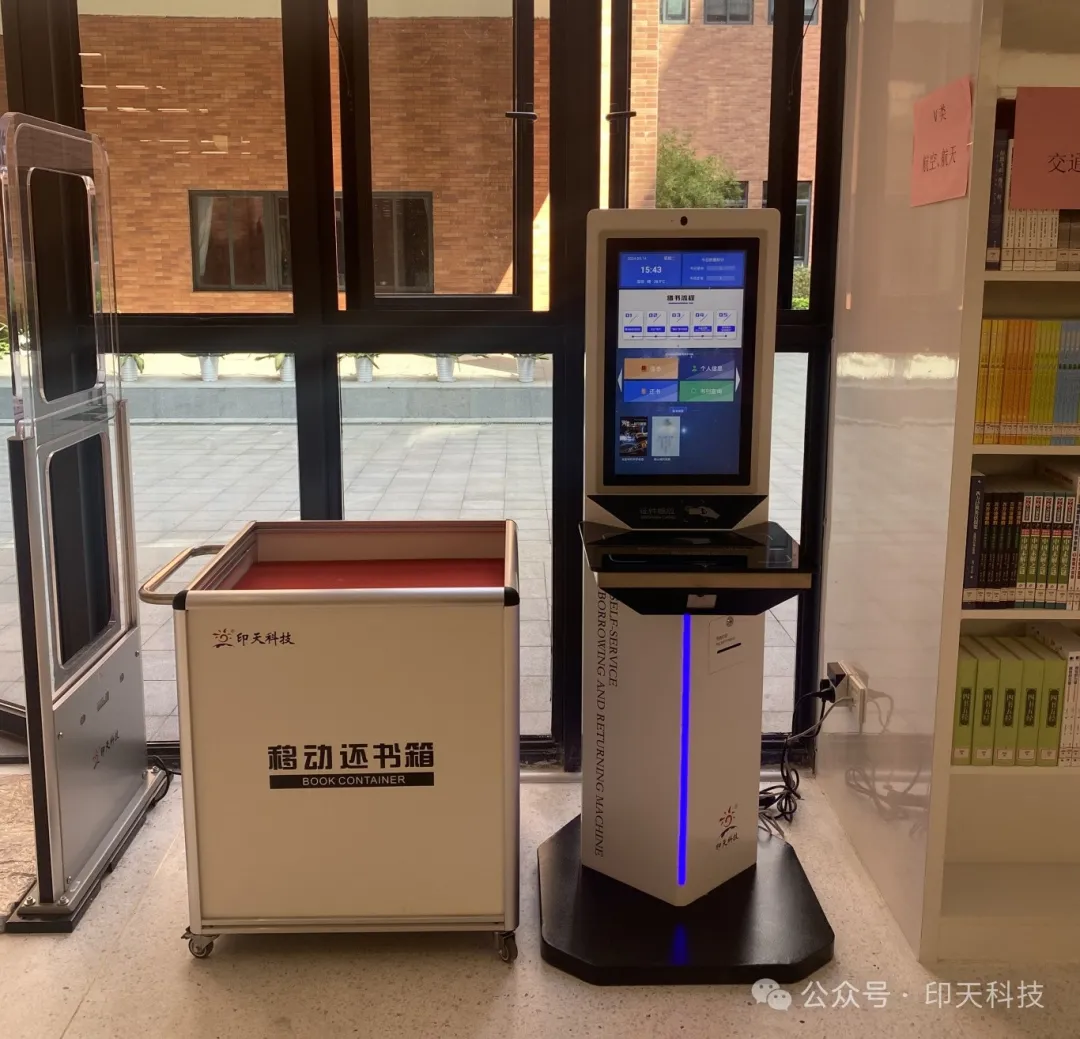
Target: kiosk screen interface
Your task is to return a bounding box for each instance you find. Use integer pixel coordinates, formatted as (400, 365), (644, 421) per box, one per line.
(604, 239), (758, 484)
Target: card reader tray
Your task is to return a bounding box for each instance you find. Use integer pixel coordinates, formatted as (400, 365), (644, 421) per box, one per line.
(580, 520), (811, 616)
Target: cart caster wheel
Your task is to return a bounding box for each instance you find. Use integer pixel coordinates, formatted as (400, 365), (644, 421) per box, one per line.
(188, 936), (215, 959)
(496, 932), (517, 964)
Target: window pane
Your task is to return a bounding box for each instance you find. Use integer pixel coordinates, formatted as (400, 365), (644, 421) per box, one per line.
(227, 196), (268, 288)
(661, 0), (689, 23)
(122, 353), (298, 742)
(338, 352), (553, 735)
(533, 8), (550, 309)
(78, 5), (291, 312)
(398, 196), (434, 292)
(763, 352), (806, 732)
(277, 195), (292, 290)
(192, 195), (231, 289)
(730, 0), (754, 22)
(368, 2), (514, 295)
(334, 197), (346, 292)
(634, 0), (824, 288)
(372, 196), (398, 292)
(49, 436), (113, 666)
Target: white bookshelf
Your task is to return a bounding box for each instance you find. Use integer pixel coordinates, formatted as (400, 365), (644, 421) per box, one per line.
(973, 444), (1080, 455)
(960, 609), (1080, 621)
(984, 270), (1080, 282)
(949, 764), (1078, 776)
(820, 0), (1080, 966)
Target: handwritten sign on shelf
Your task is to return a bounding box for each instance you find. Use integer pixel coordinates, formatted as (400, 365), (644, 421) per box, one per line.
(910, 76), (972, 207)
(1010, 87), (1080, 210)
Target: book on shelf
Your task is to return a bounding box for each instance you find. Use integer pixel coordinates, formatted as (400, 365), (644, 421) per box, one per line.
(953, 636), (1063, 767)
(977, 636), (1021, 765)
(985, 98), (1080, 273)
(962, 472), (1077, 609)
(960, 636), (1000, 765)
(953, 645), (976, 765)
(973, 319), (1080, 446)
(997, 636), (1043, 766)
(1028, 622), (1080, 767)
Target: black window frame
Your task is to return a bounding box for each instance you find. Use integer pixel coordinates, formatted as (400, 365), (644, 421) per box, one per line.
(703, 0), (754, 25)
(609, 0), (847, 763)
(768, 0), (820, 26)
(762, 179), (812, 263)
(660, 0), (690, 24)
(337, 0), (537, 312)
(8, 0), (847, 773)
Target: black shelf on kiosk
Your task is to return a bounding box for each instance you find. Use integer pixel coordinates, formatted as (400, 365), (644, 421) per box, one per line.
(579, 521), (811, 615)
(580, 520), (804, 573)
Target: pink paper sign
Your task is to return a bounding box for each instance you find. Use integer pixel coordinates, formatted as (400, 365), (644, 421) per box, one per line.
(1010, 87), (1080, 210)
(910, 77), (972, 207)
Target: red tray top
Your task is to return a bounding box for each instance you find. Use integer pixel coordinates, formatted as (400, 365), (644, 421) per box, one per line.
(232, 558), (505, 591)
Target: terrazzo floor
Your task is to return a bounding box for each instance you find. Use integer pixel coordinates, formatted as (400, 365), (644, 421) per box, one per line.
(0, 775), (1076, 1039)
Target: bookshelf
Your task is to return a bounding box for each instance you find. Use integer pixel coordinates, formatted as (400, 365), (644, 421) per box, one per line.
(819, 0), (1080, 965)
(984, 270), (1080, 282)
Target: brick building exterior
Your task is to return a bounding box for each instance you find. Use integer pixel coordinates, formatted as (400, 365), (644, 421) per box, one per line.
(68, 1), (816, 316)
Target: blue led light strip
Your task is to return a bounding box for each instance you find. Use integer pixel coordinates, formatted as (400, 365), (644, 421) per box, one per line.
(678, 614), (692, 887)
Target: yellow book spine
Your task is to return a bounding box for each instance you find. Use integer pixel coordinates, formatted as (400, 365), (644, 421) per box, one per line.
(1002, 319), (1019, 444)
(1036, 322), (1050, 444)
(986, 319), (1004, 444)
(1022, 319), (1037, 443)
(974, 319), (991, 443)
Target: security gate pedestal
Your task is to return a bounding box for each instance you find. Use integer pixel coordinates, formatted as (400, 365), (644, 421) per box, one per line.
(0, 114), (166, 932)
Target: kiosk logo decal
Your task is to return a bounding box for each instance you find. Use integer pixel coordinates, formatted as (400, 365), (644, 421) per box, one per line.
(214, 628), (294, 648)
(716, 804), (740, 849)
(266, 741), (435, 789)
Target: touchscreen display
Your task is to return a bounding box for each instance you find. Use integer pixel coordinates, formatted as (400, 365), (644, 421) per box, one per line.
(606, 241), (757, 484)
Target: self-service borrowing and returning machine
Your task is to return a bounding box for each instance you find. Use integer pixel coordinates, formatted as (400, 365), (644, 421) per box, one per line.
(538, 208), (834, 984)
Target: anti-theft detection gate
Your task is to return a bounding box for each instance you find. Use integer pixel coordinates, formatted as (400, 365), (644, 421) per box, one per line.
(1, 115), (167, 932)
(538, 208), (834, 984)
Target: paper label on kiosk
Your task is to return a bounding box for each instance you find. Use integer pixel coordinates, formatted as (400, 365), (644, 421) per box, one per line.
(709, 618), (747, 674)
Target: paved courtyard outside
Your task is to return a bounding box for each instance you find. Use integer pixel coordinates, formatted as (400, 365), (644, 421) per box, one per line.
(0, 355), (806, 740)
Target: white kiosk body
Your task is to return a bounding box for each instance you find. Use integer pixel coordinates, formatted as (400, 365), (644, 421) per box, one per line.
(538, 208), (831, 986)
(581, 209), (782, 907)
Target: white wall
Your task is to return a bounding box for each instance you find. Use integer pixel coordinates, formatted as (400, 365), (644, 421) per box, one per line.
(818, 0), (986, 956)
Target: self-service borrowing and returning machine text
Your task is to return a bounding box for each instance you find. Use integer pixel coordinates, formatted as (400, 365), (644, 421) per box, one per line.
(538, 208), (835, 984)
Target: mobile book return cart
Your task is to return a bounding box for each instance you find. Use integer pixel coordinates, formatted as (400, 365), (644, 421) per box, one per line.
(139, 519), (520, 962)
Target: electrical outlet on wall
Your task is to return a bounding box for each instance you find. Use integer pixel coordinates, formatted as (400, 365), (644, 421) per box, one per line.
(827, 660), (868, 730)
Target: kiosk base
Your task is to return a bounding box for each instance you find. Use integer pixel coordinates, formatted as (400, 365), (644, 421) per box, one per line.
(538, 815), (834, 985)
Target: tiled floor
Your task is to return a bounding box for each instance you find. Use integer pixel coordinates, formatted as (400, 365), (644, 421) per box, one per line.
(0, 355), (806, 738)
(3, 775), (1078, 1038)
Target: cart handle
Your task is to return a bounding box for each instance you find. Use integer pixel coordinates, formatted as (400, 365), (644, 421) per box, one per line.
(138, 544), (225, 605)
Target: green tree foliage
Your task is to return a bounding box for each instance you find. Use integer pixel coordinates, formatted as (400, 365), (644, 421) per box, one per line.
(655, 131), (744, 210)
(792, 264), (811, 311)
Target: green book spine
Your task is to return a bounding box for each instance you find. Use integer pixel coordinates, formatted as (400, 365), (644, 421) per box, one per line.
(1061, 495), (1077, 609)
(999, 637), (1043, 766)
(1049, 492), (1066, 611)
(984, 638), (1021, 765)
(1026, 492), (1044, 606)
(961, 637), (1000, 765)
(952, 648), (977, 765)
(1036, 646), (1065, 766)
